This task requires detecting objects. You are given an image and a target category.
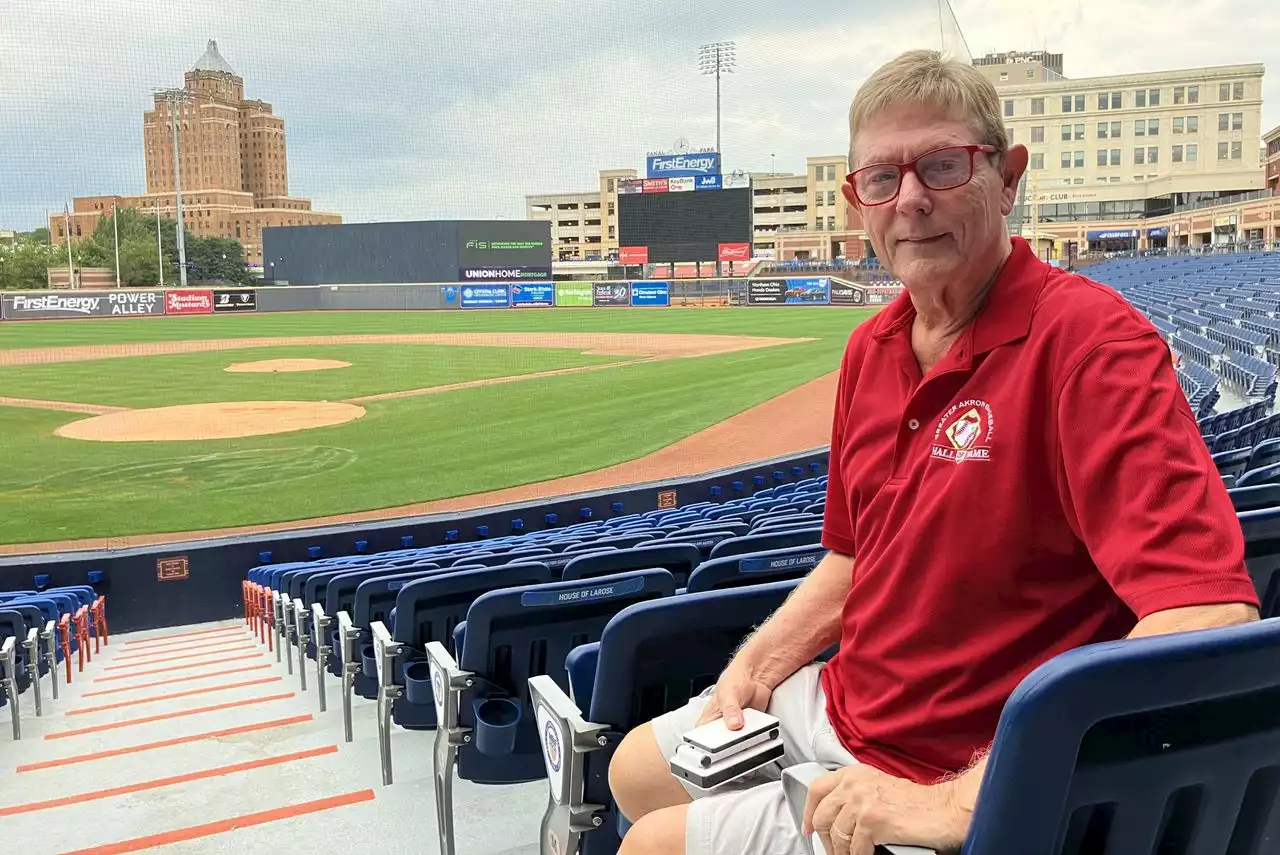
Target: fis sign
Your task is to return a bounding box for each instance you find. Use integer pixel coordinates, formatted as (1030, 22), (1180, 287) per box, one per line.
(646, 152), (721, 178)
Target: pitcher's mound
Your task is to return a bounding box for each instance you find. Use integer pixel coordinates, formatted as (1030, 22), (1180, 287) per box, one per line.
(225, 358), (351, 373)
(55, 401), (366, 442)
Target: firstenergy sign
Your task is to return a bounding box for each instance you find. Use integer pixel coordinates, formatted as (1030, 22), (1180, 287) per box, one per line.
(2, 290), (164, 319)
(646, 152), (721, 178)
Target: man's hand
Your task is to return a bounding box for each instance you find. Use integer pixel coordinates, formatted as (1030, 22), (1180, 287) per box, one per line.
(693, 663), (774, 729)
(802, 765), (968, 855)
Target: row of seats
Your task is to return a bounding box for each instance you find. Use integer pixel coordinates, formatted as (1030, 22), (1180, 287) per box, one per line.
(0, 587), (107, 739)
(1222, 352), (1280, 397)
(238, 458), (1280, 855)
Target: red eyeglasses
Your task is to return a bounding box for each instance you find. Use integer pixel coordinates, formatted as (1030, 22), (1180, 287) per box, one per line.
(846, 144), (999, 206)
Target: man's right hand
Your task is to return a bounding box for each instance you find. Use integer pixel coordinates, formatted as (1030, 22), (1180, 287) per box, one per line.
(695, 663), (774, 730)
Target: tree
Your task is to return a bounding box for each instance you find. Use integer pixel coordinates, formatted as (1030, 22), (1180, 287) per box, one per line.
(0, 239), (56, 290)
(186, 235), (252, 285)
(25, 228), (50, 244)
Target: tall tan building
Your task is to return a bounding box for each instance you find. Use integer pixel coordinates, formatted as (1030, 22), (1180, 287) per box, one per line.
(1266, 123), (1280, 191)
(526, 168), (636, 261)
(53, 41), (340, 265)
(978, 58), (1267, 253)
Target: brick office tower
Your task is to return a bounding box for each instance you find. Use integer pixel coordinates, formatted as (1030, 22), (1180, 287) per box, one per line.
(54, 41), (340, 267)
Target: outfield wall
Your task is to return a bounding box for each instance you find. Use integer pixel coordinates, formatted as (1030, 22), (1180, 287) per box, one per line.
(0, 450), (829, 633)
(0, 277), (903, 321)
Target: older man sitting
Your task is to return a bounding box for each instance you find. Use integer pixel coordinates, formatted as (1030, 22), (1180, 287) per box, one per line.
(606, 48), (1259, 855)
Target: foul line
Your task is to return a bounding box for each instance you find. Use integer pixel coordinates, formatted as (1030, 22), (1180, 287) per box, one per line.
(123, 626), (247, 648)
(46, 692), (294, 739)
(17, 714), (313, 772)
(57, 788), (375, 854)
(0, 745), (337, 816)
(93, 653), (265, 682)
(69, 677), (283, 715)
(81, 664), (274, 698)
(104, 644), (258, 670)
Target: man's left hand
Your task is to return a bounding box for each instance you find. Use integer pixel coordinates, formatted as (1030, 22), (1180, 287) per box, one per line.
(802, 764), (968, 855)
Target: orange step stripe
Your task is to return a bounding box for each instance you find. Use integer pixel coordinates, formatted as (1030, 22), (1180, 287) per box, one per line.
(104, 644), (257, 670)
(0, 745), (337, 816)
(46, 692), (295, 740)
(81, 664), (274, 698)
(58, 789), (375, 854)
(17, 714), (312, 772)
(93, 653), (264, 682)
(110, 635), (259, 659)
(122, 626), (246, 647)
(69, 677), (284, 715)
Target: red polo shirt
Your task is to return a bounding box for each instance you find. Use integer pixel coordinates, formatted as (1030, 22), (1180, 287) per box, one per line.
(819, 236), (1258, 784)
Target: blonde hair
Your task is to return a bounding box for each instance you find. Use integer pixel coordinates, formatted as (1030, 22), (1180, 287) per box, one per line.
(848, 49), (1008, 162)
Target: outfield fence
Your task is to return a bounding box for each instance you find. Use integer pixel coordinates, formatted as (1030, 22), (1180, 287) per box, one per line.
(0, 277), (902, 321)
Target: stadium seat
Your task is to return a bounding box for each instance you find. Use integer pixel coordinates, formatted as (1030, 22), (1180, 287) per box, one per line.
(1229, 485), (1280, 513)
(419, 569), (676, 855)
(1237, 463), (1280, 488)
(561, 544), (701, 586)
(781, 617), (1280, 855)
(1240, 506), (1280, 618)
(685, 543), (827, 592)
(530, 579), (801, 855)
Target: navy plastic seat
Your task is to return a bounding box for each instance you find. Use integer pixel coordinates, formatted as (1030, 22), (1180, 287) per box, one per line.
(1230, 485), (1280, 512)
(961, 618), (1280, 855)
(451, 569), (675, 785)
(660, 529), (741, 559)
(0, 609), (33, 697)
(529, 579), (801, 855)
(686, 543), (827, 592)
(561, 544), (701, 586)
(1240, 506), (1280, 618)
(707, 526), (823, 560)
(1237, 462), (1280, 488)
(390, 563), (556, 729)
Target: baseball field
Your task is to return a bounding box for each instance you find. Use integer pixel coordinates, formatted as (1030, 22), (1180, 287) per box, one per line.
(0, 306), (874, 552)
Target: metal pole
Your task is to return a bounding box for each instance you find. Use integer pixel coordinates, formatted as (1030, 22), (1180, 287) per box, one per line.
(155, 201), (164, 286)
(165, 96), (189, 286)
(113, 202), (121, 287)
(63, 207), (75, 288)
(715, 58), (721, 156)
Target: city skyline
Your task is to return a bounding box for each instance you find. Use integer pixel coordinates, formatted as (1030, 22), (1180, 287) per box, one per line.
(3, 0), (1278, 232)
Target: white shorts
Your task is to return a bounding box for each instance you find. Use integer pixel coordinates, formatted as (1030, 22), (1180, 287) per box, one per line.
(649, 663), (857, 855)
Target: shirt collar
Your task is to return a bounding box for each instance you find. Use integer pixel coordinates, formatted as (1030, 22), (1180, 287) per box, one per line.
(871, 236), (1047, 356)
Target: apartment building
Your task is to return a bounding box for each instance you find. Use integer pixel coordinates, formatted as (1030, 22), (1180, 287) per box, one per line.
(525, 168), (637, 261)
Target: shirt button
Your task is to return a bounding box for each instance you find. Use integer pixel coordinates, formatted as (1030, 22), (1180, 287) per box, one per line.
(907, 418), (920, 431)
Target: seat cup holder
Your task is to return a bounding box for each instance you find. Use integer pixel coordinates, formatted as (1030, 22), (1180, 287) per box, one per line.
(403, 661), (433, 705)
(472, 696), (521, 756)
(361, 643), (377, 679)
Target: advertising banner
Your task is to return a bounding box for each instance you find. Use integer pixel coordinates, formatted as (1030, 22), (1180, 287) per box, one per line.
(630, 282), (670, 307)
(1, 290), (164, 320)
(213, 290), (258, 312)
(747, 277), (830, 305)
(695, 175), (722, 191)
(457, 222), (552, 268)
(722, 174), (751, 189)
(510, 283), (555, 307)
(717, 242), (751, 262)
(668, 176), (695, 192)
(593, 282), (631, 307)
(829, 282), (866, 306)
(165, 289), (214, 315)
(1147, 227), (1169, 238)
(554, 282), (594, 307)
(1087, 228), (1138, 241)
(460, 284), (510, 309)
(458, 266), (551, 281)
(617, 178), (644, 194)
(642, 178), (669, 193)
(646, 152), (720, 178)
(618, 246), (649, 264)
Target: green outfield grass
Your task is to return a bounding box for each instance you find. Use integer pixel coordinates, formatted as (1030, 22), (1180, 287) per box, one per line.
(0, 344), (626, 408)
(0, 308), (873, 545)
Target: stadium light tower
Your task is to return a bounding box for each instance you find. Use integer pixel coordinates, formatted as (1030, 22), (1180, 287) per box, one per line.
(698, 41), (736, 154)
(153, 87), (193, 286)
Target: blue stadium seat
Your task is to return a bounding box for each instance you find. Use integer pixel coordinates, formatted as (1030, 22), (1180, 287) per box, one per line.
(529, 579), (801, 855)
(561, 544), (701, 586)
(422, 569), (676, 855)
(686, 543), (827, 592)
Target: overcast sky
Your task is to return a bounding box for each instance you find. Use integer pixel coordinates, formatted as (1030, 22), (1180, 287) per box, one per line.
(2, 0), (1276, 231)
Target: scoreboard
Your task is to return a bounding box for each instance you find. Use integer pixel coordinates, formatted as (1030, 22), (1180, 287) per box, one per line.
(617, 187), (752, 264)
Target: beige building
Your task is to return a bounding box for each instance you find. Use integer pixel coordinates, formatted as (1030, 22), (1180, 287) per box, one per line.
(973, 50), (1065, 85)
(529, 155), (853, 262)
(52, 41), (340, 265)
(526, 168), (637, 261)
(1266, 124), (1280, 191)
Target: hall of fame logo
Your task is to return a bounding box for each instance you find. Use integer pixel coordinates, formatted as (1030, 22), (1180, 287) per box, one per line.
(930, 399), (995, 464)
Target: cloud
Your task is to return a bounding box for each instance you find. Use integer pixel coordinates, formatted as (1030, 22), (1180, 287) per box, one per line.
(2, 0), (1276, 230)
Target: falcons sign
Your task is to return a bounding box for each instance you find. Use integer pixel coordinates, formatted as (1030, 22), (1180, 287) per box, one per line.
(718, 242), (751, 262)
